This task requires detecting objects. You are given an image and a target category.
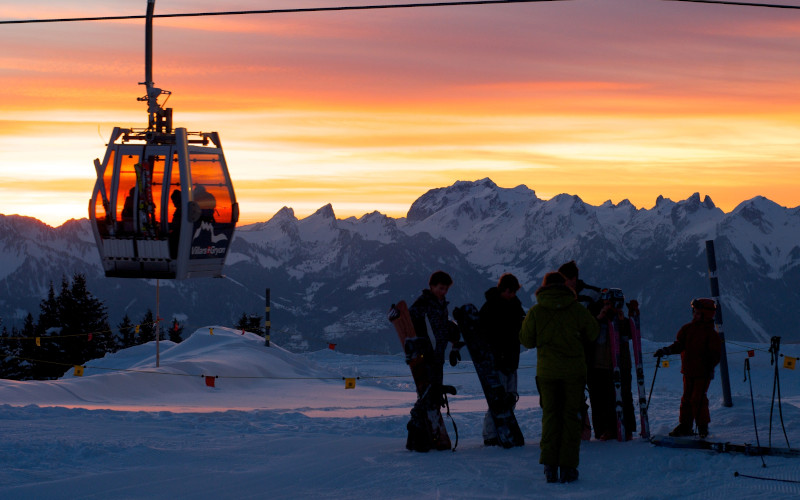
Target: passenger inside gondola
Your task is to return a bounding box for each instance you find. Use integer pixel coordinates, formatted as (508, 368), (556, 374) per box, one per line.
(169, 189), (181, 258)
(121, 187), (136, 233)
(194, 184), (216, 223)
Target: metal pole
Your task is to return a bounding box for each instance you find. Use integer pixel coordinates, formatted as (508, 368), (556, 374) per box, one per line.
(705, 240), (733, 407)
(145, 0), (154, 90)
(156, 278), (160, 367)
(265, 288), (271, 347)
(144, 0), (156, 130)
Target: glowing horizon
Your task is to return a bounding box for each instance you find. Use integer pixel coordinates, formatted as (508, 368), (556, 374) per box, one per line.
(2, 0), (800, 228)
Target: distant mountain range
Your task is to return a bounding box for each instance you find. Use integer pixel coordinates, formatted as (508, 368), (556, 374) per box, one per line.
(1, 178), (798, 353)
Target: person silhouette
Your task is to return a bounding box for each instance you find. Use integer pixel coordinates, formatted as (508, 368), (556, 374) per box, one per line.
(168, 189), (182, 258)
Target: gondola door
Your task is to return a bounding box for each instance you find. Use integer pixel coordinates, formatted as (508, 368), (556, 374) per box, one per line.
(90, 137), (176, 278)
(174, 129), (238, 279)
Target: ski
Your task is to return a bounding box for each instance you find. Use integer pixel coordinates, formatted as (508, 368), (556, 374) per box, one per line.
(388, 300), (452, 452)
(629, 306), (650, 439)
(581, 391), (592, 441)
(650, 435), (800, 458)
(607, 320), (626, 441)
(453, 303), (524, 448)
(134, 159), (157, 238)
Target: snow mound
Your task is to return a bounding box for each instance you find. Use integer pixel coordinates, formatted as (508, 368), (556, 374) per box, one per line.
(0, 328), (338, 410)
(110, 326), (333, 380)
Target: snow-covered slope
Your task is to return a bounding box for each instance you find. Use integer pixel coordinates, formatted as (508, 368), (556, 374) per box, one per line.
(1, 328), (799, 498)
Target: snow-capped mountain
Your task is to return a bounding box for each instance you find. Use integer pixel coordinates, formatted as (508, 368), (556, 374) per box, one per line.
(1, 178), (798, 352)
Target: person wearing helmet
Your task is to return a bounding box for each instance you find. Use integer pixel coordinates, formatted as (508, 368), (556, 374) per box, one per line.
(654, 298), (722, 439)
(591, 288), (637, 441)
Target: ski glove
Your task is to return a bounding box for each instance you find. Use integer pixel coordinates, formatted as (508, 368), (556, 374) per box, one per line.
(653, 348), (669, 358)
(449, 349), (461, 367)
(446, 321), (462, 343)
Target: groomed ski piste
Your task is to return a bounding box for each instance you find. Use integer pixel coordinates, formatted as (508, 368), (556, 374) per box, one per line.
(1, 327), (799, 499)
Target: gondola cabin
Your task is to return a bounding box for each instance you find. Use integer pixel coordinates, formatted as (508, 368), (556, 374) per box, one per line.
(89, 127), (238, 279)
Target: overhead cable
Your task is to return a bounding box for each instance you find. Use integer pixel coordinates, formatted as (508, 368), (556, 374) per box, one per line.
(0, 0), (570, 25)
(664, 0), (800, 9)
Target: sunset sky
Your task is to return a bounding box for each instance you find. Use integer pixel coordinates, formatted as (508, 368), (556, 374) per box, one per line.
(2, 0), (800, 227)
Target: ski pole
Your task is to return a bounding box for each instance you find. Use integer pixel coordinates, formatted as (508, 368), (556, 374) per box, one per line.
(646, 355), (661, 411)
(744, 358), (767, 468)
(768, 336), (791, 450)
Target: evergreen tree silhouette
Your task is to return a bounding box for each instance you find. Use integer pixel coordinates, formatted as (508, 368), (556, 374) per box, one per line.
(28, 275), (111, 379)
(118, 315), (136, 350)
(0, 318), (26, 379)
(30, 281), (62, 379)
(59, 274), (111, 374)
(168, 318), (184, 343)
(137, 310), (157, 344)
(235, 313), (263, 335)
(12, 314), (37, 380)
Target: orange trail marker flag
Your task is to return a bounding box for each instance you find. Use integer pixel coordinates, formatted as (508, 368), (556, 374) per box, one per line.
(784, 356), (796, 370)
(344, 378), (356, 389)
(662, 359), (670, 368)
(73, 365), (84, 377)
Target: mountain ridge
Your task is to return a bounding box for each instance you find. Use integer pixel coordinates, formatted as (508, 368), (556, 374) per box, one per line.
(1, 178), (798, 352)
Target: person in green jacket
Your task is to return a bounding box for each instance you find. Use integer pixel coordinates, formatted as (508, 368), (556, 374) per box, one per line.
(520, 271), (600, 484)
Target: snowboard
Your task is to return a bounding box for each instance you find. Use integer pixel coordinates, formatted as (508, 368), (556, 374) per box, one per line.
(650, 434), (800, 458)
(388, 300), (452, 452)
(452, 303), (524, 448)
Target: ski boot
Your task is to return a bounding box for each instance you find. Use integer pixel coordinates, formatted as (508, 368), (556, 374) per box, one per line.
(560, 467), (579, 483)
(668, 423), (693, 437)
(544, 465), (558, 483)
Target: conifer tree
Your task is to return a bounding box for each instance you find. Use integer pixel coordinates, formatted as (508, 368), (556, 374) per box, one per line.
(28, 281), (61, 378)
(168, 318), (184, 343)
(10, 313), (39, 380)
(235, 313), (263, 335)
(0, 320), (25, 379)
(59, 274), (112, 372)
(36, 282), (59, 333)
(35, 277), (71, 379)
(117, 314), (136, 350)
(28, 274), (111, 379)
(137, 310), (157, 344)
(0, 321), (7, 374)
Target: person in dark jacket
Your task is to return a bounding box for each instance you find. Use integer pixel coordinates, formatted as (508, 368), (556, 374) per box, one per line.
(557, 261), (603, 316)
(519, 272), (600, 484)
(590, 289), (637, 441)
(409, 270), (459, 386)
(654, 298), (722, 439)
(558, 260), (603, 440)
(477, 273), (526, 446)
